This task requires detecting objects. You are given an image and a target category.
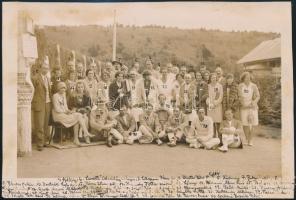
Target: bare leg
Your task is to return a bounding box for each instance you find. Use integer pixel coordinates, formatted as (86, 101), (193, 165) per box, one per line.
(84, 115), (89, 129)
(77, 114), (94, 137)
(73, 124), (80, 145)
(243, 126), (250, 144)
(216, 123), (221, 144)
(248, 126), (253, 145)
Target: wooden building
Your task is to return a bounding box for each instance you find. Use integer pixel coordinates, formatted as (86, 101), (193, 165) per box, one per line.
(237, 37), (281, 78)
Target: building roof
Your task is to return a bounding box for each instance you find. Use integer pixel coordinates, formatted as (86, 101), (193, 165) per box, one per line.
(237, 37), (281, 64)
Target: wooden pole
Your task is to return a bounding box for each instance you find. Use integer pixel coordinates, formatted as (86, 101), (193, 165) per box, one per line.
(112, 10), (117, 61)
(56, 44), (61, 67)
(83, 55), (87, 72)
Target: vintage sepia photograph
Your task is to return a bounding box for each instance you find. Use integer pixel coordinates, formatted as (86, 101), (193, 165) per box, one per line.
(2, 1), (294, 198)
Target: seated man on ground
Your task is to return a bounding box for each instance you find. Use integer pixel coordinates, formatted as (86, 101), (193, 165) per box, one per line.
(138, 103), (162, 144)
(89, 100), (123, 147)
(218, 109), (243, 152)
(154, 94), (173, 145)
(115, 105), (138, 144)
(188, 107), (220, 149)
(166, 107), (189, 147)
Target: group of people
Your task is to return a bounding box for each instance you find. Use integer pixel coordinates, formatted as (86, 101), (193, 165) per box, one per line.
(32, 57), (260, 153)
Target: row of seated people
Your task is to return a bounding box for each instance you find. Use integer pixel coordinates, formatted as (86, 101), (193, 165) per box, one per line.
(52, 81), (243, 152)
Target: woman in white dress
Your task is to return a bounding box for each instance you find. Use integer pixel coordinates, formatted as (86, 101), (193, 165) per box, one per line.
(52, 82), (94, 145)
(238, 71), (260, 146)
(206, 73), (223, 140)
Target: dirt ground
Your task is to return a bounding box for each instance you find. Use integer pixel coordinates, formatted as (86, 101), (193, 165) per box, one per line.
(17, 125), (281, 178)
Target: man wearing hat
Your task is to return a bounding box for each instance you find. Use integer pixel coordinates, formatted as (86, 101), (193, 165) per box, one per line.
(137, 70), (159, 108)
(112, 60), (122, 72)
(89, 100), (123, 147)
(31, 58), (52, 151)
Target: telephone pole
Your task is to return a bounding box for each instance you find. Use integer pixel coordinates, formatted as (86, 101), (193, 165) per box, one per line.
(112, 10), (117, 61)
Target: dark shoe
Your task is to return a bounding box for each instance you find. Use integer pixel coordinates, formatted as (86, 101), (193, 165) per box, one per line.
(37, 146), (43, 151)
(107, 136), (113, 147)
(167, 141), (176, 147)
(111, 139), (118, 145)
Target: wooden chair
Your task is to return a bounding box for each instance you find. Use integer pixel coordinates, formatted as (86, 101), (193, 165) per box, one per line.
(49, 121), (68, 145)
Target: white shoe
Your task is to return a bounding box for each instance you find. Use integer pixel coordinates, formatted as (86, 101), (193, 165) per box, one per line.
(248, 142), (253, 146)
(192, 143), (198, 149)
(126, 139), (134, 145)
(218, 146), (228, 152)
(156, 139), (163, 145)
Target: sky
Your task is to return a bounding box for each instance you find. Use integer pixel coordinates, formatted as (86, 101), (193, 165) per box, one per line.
(20, 2), (291, 33)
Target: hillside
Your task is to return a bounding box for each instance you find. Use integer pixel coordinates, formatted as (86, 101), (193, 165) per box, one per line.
(40, 25), (279, 73)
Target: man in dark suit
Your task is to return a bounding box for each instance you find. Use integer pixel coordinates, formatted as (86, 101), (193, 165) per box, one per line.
(31, 60), (52, 151)
(115, 105), (136, 143)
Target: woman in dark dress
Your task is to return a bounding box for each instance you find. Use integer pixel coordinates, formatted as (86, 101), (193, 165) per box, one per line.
(68, 80), (92, 144)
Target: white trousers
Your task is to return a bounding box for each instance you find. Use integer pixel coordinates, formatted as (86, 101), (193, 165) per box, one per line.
(110, 128), (124, 144)
(167, 130), (183, 142)
(186, 136), (220, 149)
(221, 134), (241, 150)
(138, 125), (154, 144)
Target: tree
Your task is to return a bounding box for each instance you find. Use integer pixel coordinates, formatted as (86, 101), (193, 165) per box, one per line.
(88, 44), (99, 57)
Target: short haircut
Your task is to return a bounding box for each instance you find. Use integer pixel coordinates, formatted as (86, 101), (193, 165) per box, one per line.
(184, 73), (191, 79)
(160, 67), (168, 73)
(175, 73), (182, 80)
(85, 69), (94, 76)
(198, 107), (205, 112)
(224, 108), (234, 114)
(209, 72), (217, 82)
(188, 69), (196, 78)
(240, 71), (252, 82)
(158, 93), (166, 99)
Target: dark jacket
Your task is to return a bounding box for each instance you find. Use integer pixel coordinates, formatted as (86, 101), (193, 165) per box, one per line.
(194, 80), (209, 109)
(108, 81), (129, 110)
(68, 93), (92, 114)
(31, 73), (52, 111)
(222, 82), (239, 112)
